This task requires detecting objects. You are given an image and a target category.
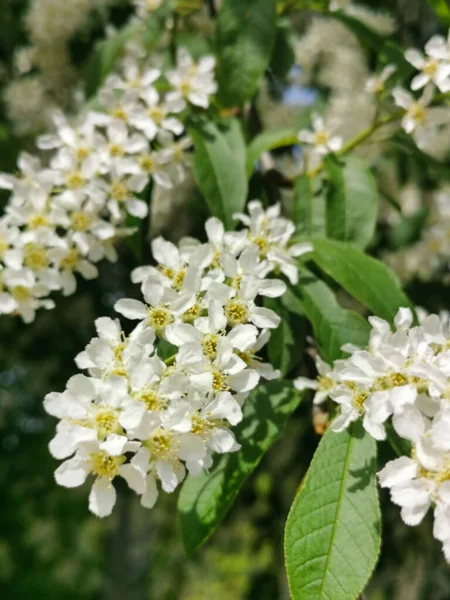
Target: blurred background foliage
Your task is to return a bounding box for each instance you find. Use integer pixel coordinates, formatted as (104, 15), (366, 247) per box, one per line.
(1, 0), (450, 598)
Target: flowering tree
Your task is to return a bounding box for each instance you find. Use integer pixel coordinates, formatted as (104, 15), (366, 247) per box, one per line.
(1, 0), (450, 598)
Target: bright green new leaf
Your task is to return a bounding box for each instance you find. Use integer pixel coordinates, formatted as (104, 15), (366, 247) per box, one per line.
(285, 421), (381, 600)
(429, 0), (450, 26)
(189, 118), (248, 229)
(311, 238), (413, 324)
(246, 128), (299, 177)
(178, 381), (302, 554)
(283, 270), (370, 364)
(325, 155), (379, 249)
(216, 0), (278, 107)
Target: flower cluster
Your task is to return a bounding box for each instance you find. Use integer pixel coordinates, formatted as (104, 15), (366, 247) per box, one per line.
(6, 0), (117, 134)
(385, 186), (450, 284)
(393, 31), (450, 147)
(0, 48), (217, 323)
(295, 307), (450, 562)
(44, 201), (311, 517)
(295, 30), (450, 168)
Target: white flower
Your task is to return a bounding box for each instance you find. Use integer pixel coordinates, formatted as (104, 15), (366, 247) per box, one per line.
(55, 440), (145, 517)
(233, 200), (312, 285)
(166, 48), (217, 109)
(365, 64), (396, 94)
(114, 275), (196, 333)
(393, 85), (449, 137)
(405, 47), (450, 91)
(298, 114), (343, 156)
(131, 87), (185, 140)
(132, 0), (164, 19)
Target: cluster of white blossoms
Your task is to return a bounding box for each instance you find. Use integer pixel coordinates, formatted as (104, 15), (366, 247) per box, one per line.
(6, 0), (117, 133)
(44, 201), (311, 517)
(295, 307), (450, 562)
(0, 47), (217, 323)
(393, 30), (450, 148)
(297, 113), (343, 165)
(295, 30), (450, 168)
(385, 186), (450, 284)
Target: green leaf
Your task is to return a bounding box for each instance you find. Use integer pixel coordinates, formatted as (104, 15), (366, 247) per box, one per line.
(190, 118), (248, 229)
(391, 132), (450, 180)
(331, 12), (412, 79)
(389, 207), (428, 249)
(325, 155), (379, 249)
(285, 421), (381, 600)
(283, 270), (370, 364)
(84, 9), (168, 98)
(246, 127), (299, 177)
(178, 381), (302, 554)
(217, 0), (278, 107)
(221, 117), (247, 166)
(269, 19), (295, 81)
(265, 298), (307, 376)
(429, 0), (450, 26)
(311, 238), (413, 324)
(292, 174), (326, 237)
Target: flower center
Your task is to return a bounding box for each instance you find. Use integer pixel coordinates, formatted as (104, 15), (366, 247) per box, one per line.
(145, 431), (174, 459)
(353, 391), (368, 410)
(61, 248), (79, 271)
(202, 334), (218, 360)
(224, 300), (248, 326)
(373, 372), (408, 391)
(110, 182), (129, 201)
(313, 131), (329, 145)
(12, 286), (31, 302)
(0, 236), (7, 257)
(71, 211), (91, 232)
(112, 108), (127, 121)
(149, 107), (164, 124)
(147, 306), (174, 332)
(250, 236), (269, 257)
(89, 451), (124, 479)
(212, 370), (229, 392)
(183, 302), (203, 323)
(138, 390), (167, 411)
(109, 144), (124, 157)
(76, 147), (90, 161)
(24, 245), (49, 271)
(95, 408), (119, 438)
(318, 375), (335, 391)
(66, 172), (86, 190)
(423, 60), (438, 76)
(410, 104), (426, 122)
(140, 156), (155, 173)
(180, 80), (192, 96)
(28, 214), (49, 229)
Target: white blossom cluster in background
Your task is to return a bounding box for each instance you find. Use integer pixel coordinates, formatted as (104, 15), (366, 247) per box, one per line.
(6, 0), (118, 134)
(295, 306), (450, 562)
(44, 201), (312, 517)
(391, 31), (450, 148)
(385, 186), (450, 284)
(293, 27), (450, 166)
(0, 47), (217, 323)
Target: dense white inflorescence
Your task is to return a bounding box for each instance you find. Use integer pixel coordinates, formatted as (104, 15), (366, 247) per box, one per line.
(0, 47), (216, 323)
(44, 201), (312, 517)
(295, 306), (450, 562)
(385, 186), (450, 284)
